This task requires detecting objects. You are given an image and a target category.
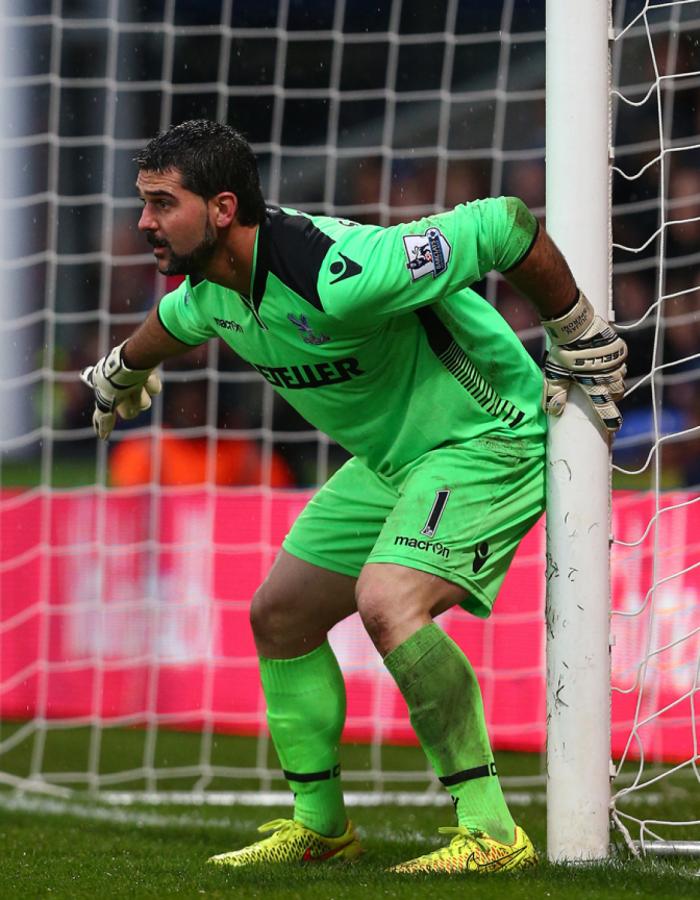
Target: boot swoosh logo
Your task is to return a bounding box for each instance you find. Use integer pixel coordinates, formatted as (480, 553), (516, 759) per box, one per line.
(302, 840), (353, 862)
(466, 844), (527, 871)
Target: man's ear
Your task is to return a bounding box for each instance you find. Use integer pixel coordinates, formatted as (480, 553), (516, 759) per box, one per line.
(211, 192), (238, 228)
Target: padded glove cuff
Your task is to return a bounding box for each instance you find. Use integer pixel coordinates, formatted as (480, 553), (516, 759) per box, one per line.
(541, 291), (595, 344)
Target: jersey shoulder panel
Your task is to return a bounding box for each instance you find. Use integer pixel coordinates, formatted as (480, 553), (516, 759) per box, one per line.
(314, 198), (536, 324)
(313, 204), (486, 323)
(258, 206), (336, 311)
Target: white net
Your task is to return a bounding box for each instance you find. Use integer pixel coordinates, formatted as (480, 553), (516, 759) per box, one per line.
(609, 0), (700, 856)
(0, 0), (549, 801)
(0, 0), (697, 858)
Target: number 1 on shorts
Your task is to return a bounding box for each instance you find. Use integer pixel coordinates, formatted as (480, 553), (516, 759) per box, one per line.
(421, 489), (450, 537)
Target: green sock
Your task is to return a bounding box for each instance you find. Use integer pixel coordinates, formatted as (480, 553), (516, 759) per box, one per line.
(384, 622), (515, 843)
(259, 641), (347, 837)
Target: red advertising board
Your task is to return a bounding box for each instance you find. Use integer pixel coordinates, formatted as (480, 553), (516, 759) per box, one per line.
(1, 488), (697, 761)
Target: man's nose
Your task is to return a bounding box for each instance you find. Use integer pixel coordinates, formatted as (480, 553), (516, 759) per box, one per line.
(138, 206), (156, 232)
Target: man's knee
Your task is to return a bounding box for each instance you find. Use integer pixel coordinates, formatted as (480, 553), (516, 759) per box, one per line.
(250, 580), (316, 658)
(356, 563), (466, 656)
(355, 591), (389, 647)
(249, 553), (357, 658)
(249, 581), (284, 644)
(356, 573), (412, 653)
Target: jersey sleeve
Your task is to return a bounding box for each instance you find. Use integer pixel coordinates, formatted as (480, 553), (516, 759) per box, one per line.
(157, 278), (216, 346)
(317, 196), (537, 323)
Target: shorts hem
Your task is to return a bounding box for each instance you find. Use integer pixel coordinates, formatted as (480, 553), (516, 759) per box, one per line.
(282, 538), (361, 579)
(366, 554), (493, 618)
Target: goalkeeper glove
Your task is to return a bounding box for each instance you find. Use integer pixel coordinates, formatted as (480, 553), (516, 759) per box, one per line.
(80, 341), (162, 441)
(541, 291), (627, 433)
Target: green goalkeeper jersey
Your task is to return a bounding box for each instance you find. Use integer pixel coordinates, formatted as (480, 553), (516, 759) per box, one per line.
(158, 197), (546, 476)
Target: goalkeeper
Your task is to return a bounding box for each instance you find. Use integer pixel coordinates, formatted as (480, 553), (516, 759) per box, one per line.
(82, 120), (626, 874)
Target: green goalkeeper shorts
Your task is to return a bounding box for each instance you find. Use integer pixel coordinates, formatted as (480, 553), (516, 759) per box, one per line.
(282, 437), (545, 618)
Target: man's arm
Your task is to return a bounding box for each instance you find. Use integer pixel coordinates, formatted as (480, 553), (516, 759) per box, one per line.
(120, 306), (192, 369)
(81, 306), (196, 440)
(502, 216), (627, 433)
(502, 224), (578, 319)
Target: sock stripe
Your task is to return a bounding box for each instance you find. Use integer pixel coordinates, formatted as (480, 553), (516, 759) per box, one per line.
(439, 761), (497, 787)
(283, 764), (341, 783)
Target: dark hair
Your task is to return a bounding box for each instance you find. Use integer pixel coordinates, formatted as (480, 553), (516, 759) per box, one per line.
(134, 120), (266, 226)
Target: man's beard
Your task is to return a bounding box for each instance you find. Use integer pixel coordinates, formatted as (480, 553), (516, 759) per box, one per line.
(147, 221), (217, 276)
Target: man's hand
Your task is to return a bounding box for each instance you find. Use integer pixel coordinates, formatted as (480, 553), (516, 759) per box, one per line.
(541, 291), (627, 433)
(80, 341), (162, 440)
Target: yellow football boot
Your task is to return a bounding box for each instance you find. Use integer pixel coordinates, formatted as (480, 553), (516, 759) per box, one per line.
(208, 818), (363, 867)
(389, 824), (537, 874)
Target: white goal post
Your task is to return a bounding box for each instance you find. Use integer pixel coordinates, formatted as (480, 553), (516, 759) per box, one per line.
(545, 0), (613, 862)
(547, 1), (700, 861)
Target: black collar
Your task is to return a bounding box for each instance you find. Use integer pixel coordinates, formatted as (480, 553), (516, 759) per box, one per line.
(250, 207), (277, 307)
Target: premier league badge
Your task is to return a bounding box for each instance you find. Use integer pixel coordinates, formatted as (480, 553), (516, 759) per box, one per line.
(403, 227), (451, 281)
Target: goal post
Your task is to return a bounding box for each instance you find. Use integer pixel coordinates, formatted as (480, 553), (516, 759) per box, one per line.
(545, 0), (612, 861)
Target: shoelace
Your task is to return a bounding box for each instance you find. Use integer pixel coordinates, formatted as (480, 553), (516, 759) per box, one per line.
(433, 826), (491, 857)
(256, 818), (297, 839)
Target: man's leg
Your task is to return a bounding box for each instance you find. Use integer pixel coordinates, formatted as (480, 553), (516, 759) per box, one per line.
(356, 562), (516, 844)
(352, 441), (544, 873)
(209, 550), (363, 866)
(208, 457), (399, 865)
(251, 550), (358, 837)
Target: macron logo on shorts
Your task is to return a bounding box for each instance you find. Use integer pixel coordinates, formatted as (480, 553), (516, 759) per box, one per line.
(394, 535), (450, 559)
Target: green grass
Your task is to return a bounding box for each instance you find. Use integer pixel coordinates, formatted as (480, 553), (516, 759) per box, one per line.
(1, 723), (542, 793)
(1, 456), (101, 489)
(1, 797), (698, 899)
(1, 725), (699, 898)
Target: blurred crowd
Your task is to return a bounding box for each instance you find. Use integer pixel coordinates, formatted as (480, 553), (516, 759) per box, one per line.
(12, 0), (700, 489)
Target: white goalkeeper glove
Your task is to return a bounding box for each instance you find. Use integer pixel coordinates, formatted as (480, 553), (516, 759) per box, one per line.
(541, 291), (627, 433)
(80, 341), (162, 441)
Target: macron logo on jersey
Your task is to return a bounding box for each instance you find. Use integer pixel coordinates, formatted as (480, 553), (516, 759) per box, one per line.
(213, 316), (243, 333)
(403, 227), (451, 281)
(329, 253), (363, 284)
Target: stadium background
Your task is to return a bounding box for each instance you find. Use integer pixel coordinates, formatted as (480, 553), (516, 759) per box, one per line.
(3, 0), (699, 488)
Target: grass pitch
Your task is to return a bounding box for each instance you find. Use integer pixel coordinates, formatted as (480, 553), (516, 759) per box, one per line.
(0, 726), (698, 898)
(2, 796), (698, 899)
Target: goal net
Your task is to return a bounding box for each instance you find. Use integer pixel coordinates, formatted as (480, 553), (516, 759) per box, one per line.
(609, 0), (700, 856)
(0, 0), (697, 856)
